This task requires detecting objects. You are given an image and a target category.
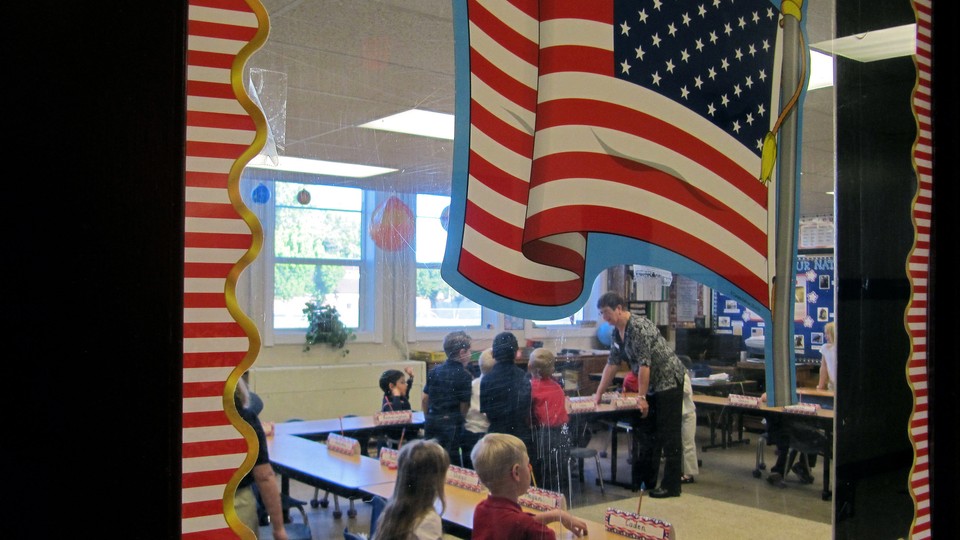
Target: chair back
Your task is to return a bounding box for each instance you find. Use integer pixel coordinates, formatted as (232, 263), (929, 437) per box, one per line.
(369, 495), (388, 538)
(562, 369), (581, 396)
(343, 527), (365, 540)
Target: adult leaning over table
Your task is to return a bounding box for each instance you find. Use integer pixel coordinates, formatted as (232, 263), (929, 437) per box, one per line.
(593, 291), (687, 498)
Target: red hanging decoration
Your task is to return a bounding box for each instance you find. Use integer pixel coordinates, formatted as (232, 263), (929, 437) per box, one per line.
(370, 196), (414, 251)
(296, 188), (311, 205)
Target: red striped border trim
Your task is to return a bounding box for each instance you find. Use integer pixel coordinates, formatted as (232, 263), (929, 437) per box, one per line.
(182, 0), (268, 538)
(908, 1), (933, 538)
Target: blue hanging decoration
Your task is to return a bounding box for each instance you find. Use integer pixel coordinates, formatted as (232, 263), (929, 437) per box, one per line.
(251, 183), (270, 204)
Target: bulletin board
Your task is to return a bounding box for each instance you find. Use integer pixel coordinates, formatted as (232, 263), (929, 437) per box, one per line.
(713, 252), (835, 360)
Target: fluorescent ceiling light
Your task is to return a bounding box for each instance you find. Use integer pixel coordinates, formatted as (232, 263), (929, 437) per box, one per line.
(359, 109), (455, 140)
(807, 49), (834, 91)
(810, 24), (916, 62)
(246, 154), (397, 178)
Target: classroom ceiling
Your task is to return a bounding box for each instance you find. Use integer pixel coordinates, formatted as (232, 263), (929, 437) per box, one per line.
(248, 0), (838, 218)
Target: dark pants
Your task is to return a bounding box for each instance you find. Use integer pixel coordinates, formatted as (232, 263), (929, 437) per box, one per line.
(630, 391), (683, 492)
(531, 425), (572, 493)
(425, 414), (465, 467)
(460, 429), (486, 469)
(630, 408), (658, 490)
(650, 385), (684, 493)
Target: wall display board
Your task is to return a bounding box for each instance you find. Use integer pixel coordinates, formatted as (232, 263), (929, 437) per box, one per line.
(713, 253), (834, 361)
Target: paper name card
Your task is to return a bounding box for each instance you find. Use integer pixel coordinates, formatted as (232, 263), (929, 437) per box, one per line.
(605, 508), (673, 540)
(728, 394), (762, 408)
(602, 391), (621, 403)
(784, 403), (821, 415)
(615, 397), (641, 409)
(374, 410), (413, 425)
(326, 433), (361, 456)
(379, 447), (399, 469)
(567, 396), (597, 413)
(446, 465), (483, 492)
(519, 487), (566, 512)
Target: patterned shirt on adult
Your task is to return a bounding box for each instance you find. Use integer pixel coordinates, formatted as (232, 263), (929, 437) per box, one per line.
(608, 314), (685, 392)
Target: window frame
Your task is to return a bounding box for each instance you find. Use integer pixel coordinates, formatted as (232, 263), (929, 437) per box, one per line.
(239, 174), (382, 346)
(523, 270), (608, 340)
(409, 192), (500, 342)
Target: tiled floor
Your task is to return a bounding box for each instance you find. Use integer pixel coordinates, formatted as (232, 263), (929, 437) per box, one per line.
(260, 421), (832, 539)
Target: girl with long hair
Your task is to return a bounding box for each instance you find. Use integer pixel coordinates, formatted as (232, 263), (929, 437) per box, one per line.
(371, 439), (449, 540)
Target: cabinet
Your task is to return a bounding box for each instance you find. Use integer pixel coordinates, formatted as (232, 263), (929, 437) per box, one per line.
(522, 352), (610, 396)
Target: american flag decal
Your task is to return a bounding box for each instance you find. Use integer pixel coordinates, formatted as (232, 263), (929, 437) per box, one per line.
(182, 0), (267, 537)
(444, 0), (786, 319)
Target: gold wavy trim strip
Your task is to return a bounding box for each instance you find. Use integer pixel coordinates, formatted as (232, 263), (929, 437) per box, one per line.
(217, 0), (271, 538)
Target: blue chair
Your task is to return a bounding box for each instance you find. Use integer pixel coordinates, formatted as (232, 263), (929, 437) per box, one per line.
(252, 481), (312, 540)
(343, 496), (387, 540)
(369, 495), (387, 537)
(343, 528), (365, 540)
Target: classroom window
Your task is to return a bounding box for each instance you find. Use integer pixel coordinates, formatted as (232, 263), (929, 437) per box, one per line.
(239, 176), (377, 343)
(414, 194), (496, 332)
(273, 183), (363, 328)
(525, 271), (607, 338)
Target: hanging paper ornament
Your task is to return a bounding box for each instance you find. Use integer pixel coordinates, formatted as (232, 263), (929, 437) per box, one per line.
(251, 183), (270, 204)
(440, 205), (450, 231)
(297, 188), (312, 205)
(370, 196), (414, 251)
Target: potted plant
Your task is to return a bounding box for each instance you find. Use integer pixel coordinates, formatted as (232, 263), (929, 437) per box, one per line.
(303, 301), (356, 354)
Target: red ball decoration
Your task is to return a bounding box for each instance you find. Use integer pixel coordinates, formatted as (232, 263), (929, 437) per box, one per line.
(296, 188), (311, 205)
(370, 196), (414, 251)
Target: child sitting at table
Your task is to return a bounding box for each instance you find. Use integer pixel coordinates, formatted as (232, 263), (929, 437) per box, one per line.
(470, 433), (587, 539)
(527, 348), (571, 493)
(378, 367), (417, 452)
(371, 439), (449, 540)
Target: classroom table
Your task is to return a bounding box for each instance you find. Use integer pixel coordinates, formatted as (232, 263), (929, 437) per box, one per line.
(362, 476), (636, 539)
(567, 398), (649, 491)
(796, 386), (835, 409)
(274, 411), (425, 455)
(694, 391), (836, 450)
(267, 433), (397, 518)
(588, 371), (759, 397)
(691, 394), (835, 499)
(689, 377), (759, 397)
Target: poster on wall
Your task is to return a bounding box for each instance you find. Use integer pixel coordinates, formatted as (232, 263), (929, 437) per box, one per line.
(714, 253), (834, 360)
(794, 275), (808, 322)
(674, 275), (700, 323)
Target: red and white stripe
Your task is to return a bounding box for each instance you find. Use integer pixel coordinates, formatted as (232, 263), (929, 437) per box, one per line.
(908, 2), (932, 537)
(183, 0), (264, 538)
(460, 0), (587, 306)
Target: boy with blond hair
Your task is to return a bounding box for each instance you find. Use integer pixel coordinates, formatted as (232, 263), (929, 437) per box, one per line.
(470, 433), (587, 539)
(528, 348), (571, 493)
